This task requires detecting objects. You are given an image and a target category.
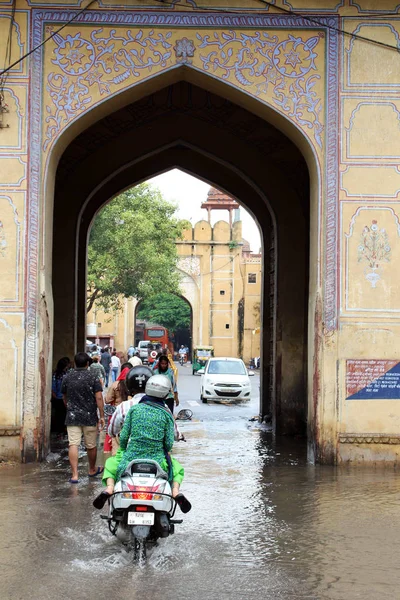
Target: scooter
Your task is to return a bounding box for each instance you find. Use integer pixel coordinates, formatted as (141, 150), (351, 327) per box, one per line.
(99, 459), (183, 563)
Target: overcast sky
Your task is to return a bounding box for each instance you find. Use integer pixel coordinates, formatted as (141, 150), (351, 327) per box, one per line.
(148, 169), (262, 252)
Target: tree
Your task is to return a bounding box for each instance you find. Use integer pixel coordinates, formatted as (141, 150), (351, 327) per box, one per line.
(87, 184), (185, 313)
(137, 293), (191, 334)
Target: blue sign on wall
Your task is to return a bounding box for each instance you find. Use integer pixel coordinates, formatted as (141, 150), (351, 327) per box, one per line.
(346, 360), (400, 400)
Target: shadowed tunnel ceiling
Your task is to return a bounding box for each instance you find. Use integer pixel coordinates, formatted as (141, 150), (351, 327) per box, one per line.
(56, 81), (309, 218)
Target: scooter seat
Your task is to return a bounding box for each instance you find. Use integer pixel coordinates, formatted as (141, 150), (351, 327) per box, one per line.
(123, 459), (169, 480)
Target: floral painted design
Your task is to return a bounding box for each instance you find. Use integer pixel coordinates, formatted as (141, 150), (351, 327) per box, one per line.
(358, 220), (391, 288)
(174, 37), (195, 64)
(44, 29), (173, 150)
(52, 33), (96, 76)
(43, 28), (324, 151)
(85, 69), (110, 95)
(272, 35), (319, 78)
(196, 31), (324, 147)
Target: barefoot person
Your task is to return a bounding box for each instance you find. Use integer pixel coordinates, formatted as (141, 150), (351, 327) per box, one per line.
(93, 373), (190, 512)
(62, 352), (105, 483)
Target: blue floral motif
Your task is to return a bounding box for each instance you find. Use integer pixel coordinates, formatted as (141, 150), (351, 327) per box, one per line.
(52, 33), (96, 76)
(45, 28), (173, 148)
(272, 35), (319, 78)
(196, 30), (324, 148)
(44, 73), (91, 151)
(44, 27), (324, 151)
(174, 38), (196, 64)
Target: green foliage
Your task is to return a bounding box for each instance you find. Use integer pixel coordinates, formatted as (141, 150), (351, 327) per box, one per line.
(137, 293), (191, 334)
(87, 184), (185, 313)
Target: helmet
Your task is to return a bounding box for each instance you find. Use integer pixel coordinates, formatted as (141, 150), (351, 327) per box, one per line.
(125, 366), (153, 395)
(145, 374), (171, 399)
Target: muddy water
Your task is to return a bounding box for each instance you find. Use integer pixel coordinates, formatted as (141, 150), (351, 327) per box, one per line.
(2, 390), (400, 599)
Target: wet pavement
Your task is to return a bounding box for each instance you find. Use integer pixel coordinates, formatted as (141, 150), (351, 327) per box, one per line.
(2, 364), (400, 599)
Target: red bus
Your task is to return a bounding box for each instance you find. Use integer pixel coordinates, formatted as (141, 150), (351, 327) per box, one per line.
(143, 325), (174, 355)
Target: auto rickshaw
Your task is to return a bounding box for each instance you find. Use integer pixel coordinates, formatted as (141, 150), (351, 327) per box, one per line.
(192, 346), (214, 375)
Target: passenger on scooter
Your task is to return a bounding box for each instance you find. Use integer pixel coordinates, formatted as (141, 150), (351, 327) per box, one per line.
(93, 373), (191, 513)
(107, 365), (152, 451)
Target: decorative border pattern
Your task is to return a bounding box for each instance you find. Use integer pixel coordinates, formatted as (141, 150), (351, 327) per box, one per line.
(340, 165), (400, 198)
(343, 21), (400, 91)
(341, 204), (400, 314)
(0, 427), (21, 436)
(26, 9), (339, 405)
(0, 87), (26, 152)
(0, 11), (30, 78)
(283, 0), (345, 11)
(349, 1), (400, 14)
(0, 194), (22, 304)
(339, 433), (400, 444)
(0, 316), (20, 426)
(344, 100), (400, 162)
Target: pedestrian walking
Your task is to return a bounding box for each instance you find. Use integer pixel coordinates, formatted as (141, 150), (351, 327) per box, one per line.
(111, 351), (121, 383)
(89, 353), (106, 387)
(100, 347), (111, 387)
(104, 362), (131, 454)
(153, 354), (179, 414)
(51, 356), (71, 436)
(62, 352), (105, 483)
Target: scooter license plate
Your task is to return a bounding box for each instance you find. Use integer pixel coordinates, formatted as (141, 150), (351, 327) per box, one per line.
(127, 512), (155, 526)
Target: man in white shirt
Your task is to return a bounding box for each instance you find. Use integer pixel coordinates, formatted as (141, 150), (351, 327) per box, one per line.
(128, 352), (142, 367)
(110, 351), (121, 383)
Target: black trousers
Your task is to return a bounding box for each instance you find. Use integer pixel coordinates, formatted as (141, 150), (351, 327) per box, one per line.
(165, 398), (174, 414)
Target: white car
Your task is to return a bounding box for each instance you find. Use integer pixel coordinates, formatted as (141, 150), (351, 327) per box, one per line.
(200, 357), (253, 403)
(137, 340), (151, 363)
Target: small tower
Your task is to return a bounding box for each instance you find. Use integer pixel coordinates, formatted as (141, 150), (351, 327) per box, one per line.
(201, 187), (240, 227)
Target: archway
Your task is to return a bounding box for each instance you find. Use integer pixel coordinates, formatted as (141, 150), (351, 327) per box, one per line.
(50, 78), (312, 442)
(135, 292), (193, 357)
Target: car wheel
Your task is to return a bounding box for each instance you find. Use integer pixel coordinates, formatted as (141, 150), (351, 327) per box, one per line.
(201, 390), (207, 404)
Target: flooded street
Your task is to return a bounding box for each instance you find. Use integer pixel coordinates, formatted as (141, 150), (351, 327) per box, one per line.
(2, 365), (400, 600)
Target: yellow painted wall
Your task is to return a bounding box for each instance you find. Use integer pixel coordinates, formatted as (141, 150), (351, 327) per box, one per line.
(2, 0), (400, 461)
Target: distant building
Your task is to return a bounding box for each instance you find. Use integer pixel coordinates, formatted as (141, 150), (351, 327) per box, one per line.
(87, 187), (261, 362)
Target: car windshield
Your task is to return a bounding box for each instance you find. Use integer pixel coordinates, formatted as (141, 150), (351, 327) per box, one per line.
(207, 360), (247, 375)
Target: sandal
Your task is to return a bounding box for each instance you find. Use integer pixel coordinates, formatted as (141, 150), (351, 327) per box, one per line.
(93, 491), (111, 510)
(88, 466), (104, 478)
(174, 493), (192, 513)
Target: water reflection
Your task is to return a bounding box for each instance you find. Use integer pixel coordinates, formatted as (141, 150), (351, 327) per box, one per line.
(1, 420), (400, 599)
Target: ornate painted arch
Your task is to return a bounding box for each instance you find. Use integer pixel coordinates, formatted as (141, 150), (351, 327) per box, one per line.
(26, 9), (339, 400)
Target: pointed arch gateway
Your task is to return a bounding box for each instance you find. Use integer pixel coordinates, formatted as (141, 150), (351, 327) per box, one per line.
(25, 10), (340, 462)
(51, 78), (313, 446)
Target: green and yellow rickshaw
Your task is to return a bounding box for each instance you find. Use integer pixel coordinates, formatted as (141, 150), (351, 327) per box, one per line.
(192, 346), (214, 375)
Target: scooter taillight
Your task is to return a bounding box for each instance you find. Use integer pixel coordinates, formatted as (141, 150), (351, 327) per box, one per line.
(122, 484), (162, 501)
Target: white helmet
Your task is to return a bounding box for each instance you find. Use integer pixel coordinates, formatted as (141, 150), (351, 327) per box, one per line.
(145, 374), (171, 398)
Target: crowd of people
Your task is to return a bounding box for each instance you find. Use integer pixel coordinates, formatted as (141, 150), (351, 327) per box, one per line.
(51, 345), (190, 513)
